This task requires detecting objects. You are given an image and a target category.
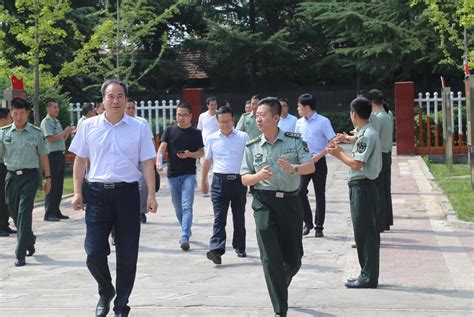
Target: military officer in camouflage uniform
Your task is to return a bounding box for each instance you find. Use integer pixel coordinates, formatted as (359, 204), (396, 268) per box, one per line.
(241, 97), (315, 317)
(0, 98), (51, 267)
(327, 97), (381, 288)
(40, 101), (75, 221)
(236, 95), (260, 139)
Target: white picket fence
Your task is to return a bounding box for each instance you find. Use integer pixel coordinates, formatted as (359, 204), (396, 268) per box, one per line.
(414, 91), (465, 134)
(69, 99), (180, 134)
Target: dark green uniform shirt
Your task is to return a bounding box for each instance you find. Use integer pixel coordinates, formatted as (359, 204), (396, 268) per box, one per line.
(241, 129), (312, 191)
(0, 123), (48, 170)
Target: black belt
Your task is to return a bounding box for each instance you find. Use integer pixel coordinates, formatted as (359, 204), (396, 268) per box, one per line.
(49, 150), (65, 154)
(8, 168), (37, 175)
(348, 178), (372, 187)
(255, 189), (299, 198)
(214, 173), (240, 181)
(89, 182), (137, 189)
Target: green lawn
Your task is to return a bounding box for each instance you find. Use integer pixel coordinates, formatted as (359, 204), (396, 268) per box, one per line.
(34, 166), (74, 204)
(425, 159), (474, 222)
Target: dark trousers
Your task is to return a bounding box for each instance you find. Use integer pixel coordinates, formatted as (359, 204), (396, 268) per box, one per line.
(252, 191), (303, 314)
(299, 156), (327, 230)
(349, 179), (380, 287)
(209, 174), (247, 254)
(5, 170), (39, 259)
(44, 151), (65, 218)
(0, 163), (9, 229)
(85, 182), (140, 314)
(382, 152), (393, 228)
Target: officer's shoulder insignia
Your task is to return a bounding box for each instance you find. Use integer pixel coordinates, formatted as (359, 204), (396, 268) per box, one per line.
(285, 132), (301, 139)
(357, 142), (367, 153)
(246, 137), (261, 146)
(0, 124), (12, 130)
(31, 124), (42, 131)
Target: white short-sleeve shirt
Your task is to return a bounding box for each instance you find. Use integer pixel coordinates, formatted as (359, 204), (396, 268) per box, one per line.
(204, 129), (249, 174)
(197, 111), (219, 143)
(278, 113), (298, 132)
(295, 112), (336, 155)
(69, 113), (156, 183)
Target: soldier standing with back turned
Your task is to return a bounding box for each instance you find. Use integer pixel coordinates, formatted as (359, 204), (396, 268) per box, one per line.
(0, 98), (51, 267)
(241, 97), (315, 317)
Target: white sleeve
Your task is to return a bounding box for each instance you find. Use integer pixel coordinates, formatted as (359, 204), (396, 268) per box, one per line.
(139, 123), (157, 162)
(68, 123), (89, 158)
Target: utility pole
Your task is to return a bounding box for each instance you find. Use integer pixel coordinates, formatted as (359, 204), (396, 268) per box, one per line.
(33, 0), (40, 126)
(116, 0), (120, 78)
(442, 87), (453, 170)
(466, 75), (474, 190)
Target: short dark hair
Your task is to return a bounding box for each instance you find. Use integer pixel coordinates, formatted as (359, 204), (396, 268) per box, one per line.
(46, 101), (58, 108)
(177, 102), (192, 113)
(127, 97), (136, 103)
(245, 100), (251, 104)
(357, 89), (371, 99)
(251, 95), (260, 101)
(369, 89), (384, 105)
(11, 98), (30, 111)
(100, 79), (128, 98)
(82, 102), (94, 116)
(350, 97), (372, 120)
(0, 108), (10, 119)
(279, 97), (289, 105)
(206, 96), (217, 105)
(216, 105), (233, 119)
(297, 93), (315, 110)
(258, 97), (281, 116)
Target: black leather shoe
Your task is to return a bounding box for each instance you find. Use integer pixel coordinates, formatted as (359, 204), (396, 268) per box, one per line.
(5, 227), (17, 234)
(315, 230), (324, 238)
(235, 249), (247, 258)
(115, 313), (128, 317)
(15, 258), (26, 267)
(44, 216), (61, 222)
(96, 293), (115, 317)
(0, 229), (9, 237)
(206, 250), (222, 264)
(275, 313), (287, 317)
(140, 213), (147, 224)
(26, 235), (36, 256)
(344, 279), (377, 289)
(57, 213), (69, 220)
(180, 241), (190, 251)
(302, 225), (312, 236)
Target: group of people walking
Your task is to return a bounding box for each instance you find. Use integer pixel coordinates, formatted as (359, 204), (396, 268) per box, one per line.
(0, 79), (393, 317)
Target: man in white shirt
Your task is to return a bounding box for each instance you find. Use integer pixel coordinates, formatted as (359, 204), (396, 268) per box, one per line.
(295, 93), (336, 238)
(69, 79), (157, 317)
(277, 98), (297, 132)
(197, 97), (219, 196)
(201, 106), (249, 265)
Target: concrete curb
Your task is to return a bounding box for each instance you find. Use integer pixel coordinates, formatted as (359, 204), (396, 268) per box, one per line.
(416, 155), (474, 230)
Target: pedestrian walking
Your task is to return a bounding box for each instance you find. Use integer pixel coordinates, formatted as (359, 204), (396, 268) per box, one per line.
(295, 93), (336, 237)
(202, 106), (249, 265)
(69, 79), (157, 317)
(40, 101), (75, 222)
(156, 102), (204, 251)
(237, 95), (260, 139)
(277, 98), (297, 132)
(0, 98), (52, 267)
(326, 96), (381, 289)
(241, 97), (314, 317)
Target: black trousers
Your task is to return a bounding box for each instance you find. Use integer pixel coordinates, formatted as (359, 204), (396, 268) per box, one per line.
(0, 163), (9, 229)
(209, 174), (247, 254)
(85, 182), (140, 314)
(299, 156), (328, 230)
(44, 151), (65, 218)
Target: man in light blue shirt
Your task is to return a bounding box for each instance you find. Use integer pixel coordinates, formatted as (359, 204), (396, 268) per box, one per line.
(295, 93), (336, 238)
(201, 106), (249, 265)
(277, 98), (297, 132)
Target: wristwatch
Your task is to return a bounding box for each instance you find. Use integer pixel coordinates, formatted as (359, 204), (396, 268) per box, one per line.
(44, 176), (52, 180)
(291, 165), (299, 174)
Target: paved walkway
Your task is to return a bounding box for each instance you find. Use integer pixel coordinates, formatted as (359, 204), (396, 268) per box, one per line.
(1, 148), (473, 316)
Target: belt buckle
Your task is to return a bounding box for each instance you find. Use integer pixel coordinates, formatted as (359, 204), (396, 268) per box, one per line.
(16, 170), (23, 175)
(275, 192), (284, 198)
(227, 175), (237, 180)
(104, 183), (115, 189)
